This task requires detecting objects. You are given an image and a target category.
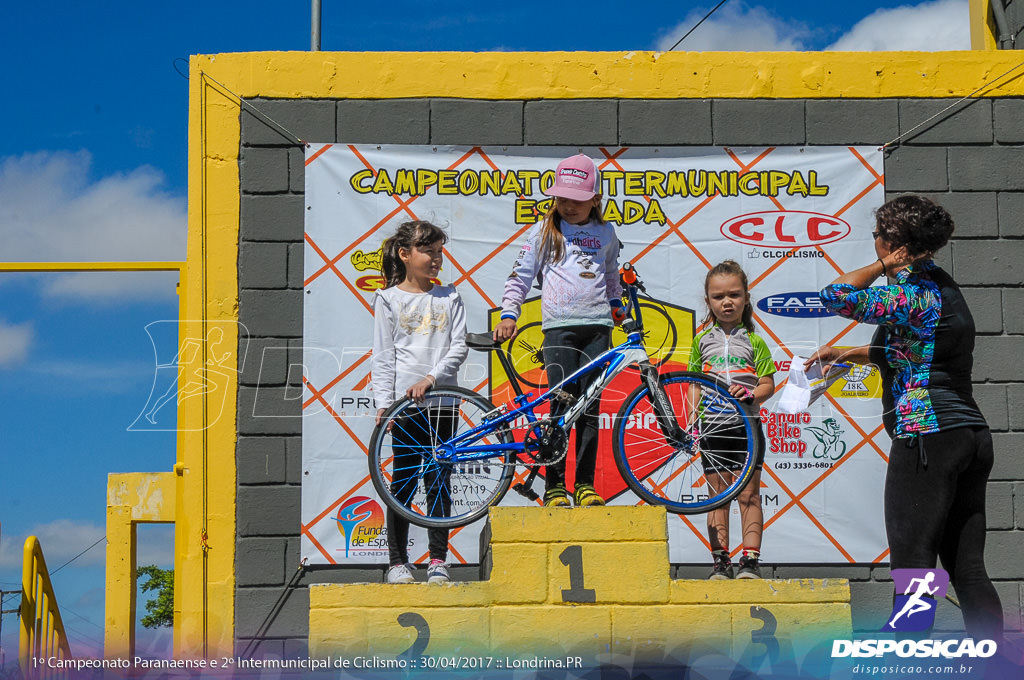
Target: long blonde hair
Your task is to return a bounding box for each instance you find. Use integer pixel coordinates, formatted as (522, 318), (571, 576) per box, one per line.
(537, 199), (605, 264)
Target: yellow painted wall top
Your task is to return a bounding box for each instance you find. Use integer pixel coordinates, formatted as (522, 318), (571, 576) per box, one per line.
(194, 50), (1024, 100)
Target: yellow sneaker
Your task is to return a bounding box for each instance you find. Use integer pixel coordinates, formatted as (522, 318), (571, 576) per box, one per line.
(573, 483), (605, 507)
(543, 485), (571, 507)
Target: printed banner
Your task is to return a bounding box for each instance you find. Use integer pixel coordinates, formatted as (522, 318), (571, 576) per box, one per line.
(301, 144), (888, 566)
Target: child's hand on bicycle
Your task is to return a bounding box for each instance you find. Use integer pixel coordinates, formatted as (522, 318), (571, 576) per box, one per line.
(728, 384), (756, 405)
(610, 299), (627, 325)
(376, 408), (396, 432)
(406, 375), (435, 403)
(493, 318), (518, 342)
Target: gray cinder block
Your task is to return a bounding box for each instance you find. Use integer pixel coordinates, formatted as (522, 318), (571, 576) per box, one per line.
(712, 100), (805, 146)
(524, 100), (618, 145)
(337, 100), (430, 144)
(620, 100), (712, 145)
(431, 100), (524, 145)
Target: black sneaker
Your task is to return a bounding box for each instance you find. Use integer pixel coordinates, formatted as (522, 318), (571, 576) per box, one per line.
(736, 555), (762, 579)
(709, 554), (734, 580)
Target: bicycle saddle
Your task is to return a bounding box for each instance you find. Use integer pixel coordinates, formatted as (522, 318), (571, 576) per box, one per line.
(465, 332), (502, 351)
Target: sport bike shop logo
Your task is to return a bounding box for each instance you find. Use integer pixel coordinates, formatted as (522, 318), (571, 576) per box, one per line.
(831, 568), (998, 660)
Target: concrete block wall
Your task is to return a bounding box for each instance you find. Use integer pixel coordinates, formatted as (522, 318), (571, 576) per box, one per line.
(235, 96), (1024, 653)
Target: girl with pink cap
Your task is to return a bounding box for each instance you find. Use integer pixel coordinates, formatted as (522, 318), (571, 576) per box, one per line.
(493, 154), (623, 507)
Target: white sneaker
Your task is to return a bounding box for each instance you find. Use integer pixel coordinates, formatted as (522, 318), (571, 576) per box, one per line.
(426, 560), (450, 584)
(386, 563), (414, 584)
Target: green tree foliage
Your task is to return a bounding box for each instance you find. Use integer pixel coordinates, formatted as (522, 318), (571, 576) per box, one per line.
(137, 565), (174, 629)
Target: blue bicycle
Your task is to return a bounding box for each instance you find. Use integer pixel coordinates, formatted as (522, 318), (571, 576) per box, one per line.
(368, 264), (761, 528)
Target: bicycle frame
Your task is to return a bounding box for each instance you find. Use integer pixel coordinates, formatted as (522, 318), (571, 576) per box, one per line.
(437, 276), (687, 464)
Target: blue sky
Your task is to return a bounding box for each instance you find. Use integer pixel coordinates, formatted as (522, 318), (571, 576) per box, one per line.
(0, 0), (972, 662)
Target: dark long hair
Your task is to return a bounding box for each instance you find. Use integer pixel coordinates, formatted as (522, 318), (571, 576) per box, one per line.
(702, 259), (755, 332)
(380, 220), (448, 288)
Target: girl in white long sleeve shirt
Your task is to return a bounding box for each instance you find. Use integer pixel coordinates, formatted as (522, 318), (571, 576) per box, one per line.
(371, 221), (467, 585)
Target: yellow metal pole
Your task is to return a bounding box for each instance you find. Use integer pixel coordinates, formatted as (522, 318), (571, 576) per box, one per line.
(0, 262), (185, 273)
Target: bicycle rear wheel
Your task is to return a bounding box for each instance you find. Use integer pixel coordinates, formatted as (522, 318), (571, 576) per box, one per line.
(612, 371), (761, 514)
(368, 387), (515, 529)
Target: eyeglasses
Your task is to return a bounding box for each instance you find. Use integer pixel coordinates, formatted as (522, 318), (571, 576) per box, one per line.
(871, 230), (881, 240)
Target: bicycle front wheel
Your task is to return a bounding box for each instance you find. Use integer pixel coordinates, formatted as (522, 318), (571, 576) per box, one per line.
(368, 387), (515, 529)
(612, 371), (761, 514)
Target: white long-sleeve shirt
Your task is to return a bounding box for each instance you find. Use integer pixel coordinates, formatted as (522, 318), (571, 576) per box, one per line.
(371, 285), (468, 410)
(501, 219), (622, 329)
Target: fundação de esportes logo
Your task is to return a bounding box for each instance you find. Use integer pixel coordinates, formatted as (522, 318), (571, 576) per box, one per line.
(334, 496), (387, 558)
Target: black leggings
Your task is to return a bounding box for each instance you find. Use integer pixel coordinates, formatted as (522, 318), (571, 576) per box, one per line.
(884, 426), (1002, 639)
(541, 324), (611, 490)
(386, 407), (454, 565)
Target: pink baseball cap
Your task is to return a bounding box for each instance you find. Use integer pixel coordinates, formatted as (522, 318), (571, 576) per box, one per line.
(544, 154), (602, 201)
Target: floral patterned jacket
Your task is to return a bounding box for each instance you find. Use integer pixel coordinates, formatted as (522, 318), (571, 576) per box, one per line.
(820, 260), (985, 439)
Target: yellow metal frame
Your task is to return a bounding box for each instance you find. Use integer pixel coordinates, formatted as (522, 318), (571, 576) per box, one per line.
(20, 537), (72, 679)
(971, 0), (999, 50)
(0, 262), (184, 273)
(0, 261), (186, 660)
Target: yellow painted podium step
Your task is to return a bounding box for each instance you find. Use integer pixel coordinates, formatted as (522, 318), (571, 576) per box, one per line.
(309, 506), (852, 663)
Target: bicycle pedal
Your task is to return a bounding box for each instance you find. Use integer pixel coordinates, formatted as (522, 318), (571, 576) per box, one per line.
(511, 483), (540, 501)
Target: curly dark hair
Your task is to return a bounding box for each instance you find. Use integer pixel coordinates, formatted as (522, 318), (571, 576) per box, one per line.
(874, 195), (954, 258)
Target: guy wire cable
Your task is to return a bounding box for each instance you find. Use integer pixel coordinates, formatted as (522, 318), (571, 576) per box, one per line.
(49, 535), (106, 575)
(199, 70), (308, 147)
(881, 57), (1024, 151)
(668, 0), (731, 52)
(240, 558), (308, 658)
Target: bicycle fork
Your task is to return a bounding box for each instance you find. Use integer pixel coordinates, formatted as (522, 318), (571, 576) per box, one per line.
(639, 361), (688, 448)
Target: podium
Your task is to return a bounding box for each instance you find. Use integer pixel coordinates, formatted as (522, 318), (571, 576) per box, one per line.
(309, 506), (852, 667)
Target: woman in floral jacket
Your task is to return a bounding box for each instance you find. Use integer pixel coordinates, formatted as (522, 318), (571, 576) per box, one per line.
(807, 195), (1001, 640)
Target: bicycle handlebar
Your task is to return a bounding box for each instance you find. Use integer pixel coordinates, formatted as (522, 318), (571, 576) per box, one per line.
(620, 262), (647, 294)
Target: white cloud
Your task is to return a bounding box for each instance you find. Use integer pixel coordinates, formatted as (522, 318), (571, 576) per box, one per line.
(0, 318), (33, 367)
(656, 3), (812, 52)
(0, 519), (105, 569)
(0, 151), (186, 302)
(42, 270), (182, 304)
(827, 0), (970, 51)
(655, 1), (970, 52)
(29, 358), (155, 394)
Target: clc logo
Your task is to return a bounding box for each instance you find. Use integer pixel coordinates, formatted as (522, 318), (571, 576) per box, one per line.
(721, 211), (850, 248)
